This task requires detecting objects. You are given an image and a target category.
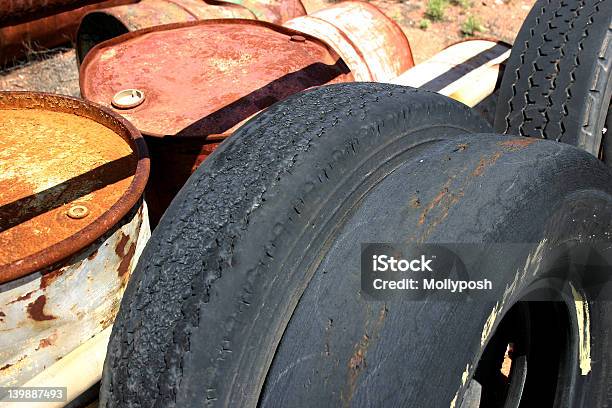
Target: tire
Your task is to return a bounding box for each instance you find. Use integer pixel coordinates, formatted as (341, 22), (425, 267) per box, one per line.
(100, 83), (612, 407)
(494, 0), (612, 160)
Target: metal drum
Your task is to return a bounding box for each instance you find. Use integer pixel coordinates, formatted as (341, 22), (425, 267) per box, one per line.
(284, 1), (414, 82)
(0, 92), (150, 387)
(392, 39), (510, 107)
(80, 19), (354, 225)
(0, 0), (136, 67)
(75, 0), (308, 63)
(76, 0), (257, 62)
(226, 0), (305, 24)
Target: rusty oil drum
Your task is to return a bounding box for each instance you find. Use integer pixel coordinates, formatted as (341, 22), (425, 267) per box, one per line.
(76, 0), (306, 63)
(226, 0), (306, 24)
(80, 19), (354, 225)
(0, 0), (136, 67)
(0, 92), (150, 386)
(283, 1), (414, 82)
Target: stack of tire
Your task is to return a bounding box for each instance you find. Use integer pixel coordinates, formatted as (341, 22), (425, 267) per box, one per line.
(100, 1), (612, 407)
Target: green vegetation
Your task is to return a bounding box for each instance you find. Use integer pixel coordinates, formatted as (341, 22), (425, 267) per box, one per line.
(419, 19), (431, 30)
(425, 0), (447, 21)
(461, 15), (483, 36)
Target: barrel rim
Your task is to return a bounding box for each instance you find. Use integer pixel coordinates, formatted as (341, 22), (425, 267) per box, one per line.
(79, 18), (350, 139)
(0, 91), (150, 284)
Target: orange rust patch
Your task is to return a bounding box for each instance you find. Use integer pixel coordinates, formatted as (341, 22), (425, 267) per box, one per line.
(343, 304), (388, 405)
(8, 290), (35, 304)
(26, 295), (55, 321)
(0, 109), (136, 267)
(499, 138), (537, 150)
(40, 268), (64, 289)
(418, 181), (451, 226)
(38, 337), (53, 348)
(117, 241), (136, 277)
(115, 233), (129, 257)
(471, 151), (503, 177)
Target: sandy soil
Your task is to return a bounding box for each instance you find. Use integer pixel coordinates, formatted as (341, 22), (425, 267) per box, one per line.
(0, 0), (535, 95)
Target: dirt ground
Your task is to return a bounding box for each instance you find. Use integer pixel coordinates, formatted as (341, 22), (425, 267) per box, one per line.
(0, 0), (535, 96)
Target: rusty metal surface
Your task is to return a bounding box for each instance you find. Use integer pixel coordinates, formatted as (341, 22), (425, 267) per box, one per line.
(226, 0), (305, 23)
(284, 1), (414, 82)
(1, 0), (134, 69)
(0, 201), (150, 387)
(80, 19), (352, 137)
(76, 0), (256, 62)
(0, 92), (149, 283)
(80, 19), (352, 224)
(0, 0), (113, 27)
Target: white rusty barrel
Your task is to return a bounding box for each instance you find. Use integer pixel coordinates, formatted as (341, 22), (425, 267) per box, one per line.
(392, 39), (511, 107)
(0, 92), (150, 387)
(283, 1), (414, 82)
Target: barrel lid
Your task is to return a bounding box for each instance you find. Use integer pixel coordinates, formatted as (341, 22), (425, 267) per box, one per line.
(0, 92), (149, 283)
(80, 19), (353, 139)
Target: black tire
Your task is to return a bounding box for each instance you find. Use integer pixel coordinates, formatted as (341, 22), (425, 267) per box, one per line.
(494, 0), (612, 160)
(101, 83), (612, 407)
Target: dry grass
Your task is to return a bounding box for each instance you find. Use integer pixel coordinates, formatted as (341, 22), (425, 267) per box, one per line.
(0, 47), (80, 97)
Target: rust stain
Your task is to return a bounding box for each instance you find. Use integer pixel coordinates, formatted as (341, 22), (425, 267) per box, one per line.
(471, 151), (503, 177)
(0, 362), (12, 371)
(26, 295), (56, 321)
(418, 180), (452, 226)
(40, 268), (64, 289)
(499, 138), (537, 150)
(38, 337), (53, 349)
(0, 311), (4, 321)
(343, 304), (388, 406)
(8, 290), (35, 304)
(115, 232), (129, 258)
(117, 241), (136, 277)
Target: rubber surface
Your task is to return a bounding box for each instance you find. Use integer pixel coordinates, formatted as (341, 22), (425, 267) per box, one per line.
(100, 83), (491, 407)
(494, 0), (612, 158)
(101, 83), (612, 407)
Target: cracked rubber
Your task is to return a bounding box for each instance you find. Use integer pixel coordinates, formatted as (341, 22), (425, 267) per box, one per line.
(100, 83), (491, 408)
(494, 0), (612, 159)
(101, 83), (612, 407)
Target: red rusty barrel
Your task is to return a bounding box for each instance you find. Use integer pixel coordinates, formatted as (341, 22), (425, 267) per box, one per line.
(80, 19), (354, 226)
(283, 1), (414, 82)
(0, 92), (149, 386)
(0, 0), (136, 67)
(76, 0), (257, 62)
(0, 0), (116, 26)
(226, 0), (305, 23)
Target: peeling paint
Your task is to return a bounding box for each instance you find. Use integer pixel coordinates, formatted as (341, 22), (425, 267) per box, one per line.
(481, 302), (500, 347)
(26, 295), (56, 321)
(570, 284), (591, 376)
(450, 363), (472, 408)
(0, 204), (149, 387)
